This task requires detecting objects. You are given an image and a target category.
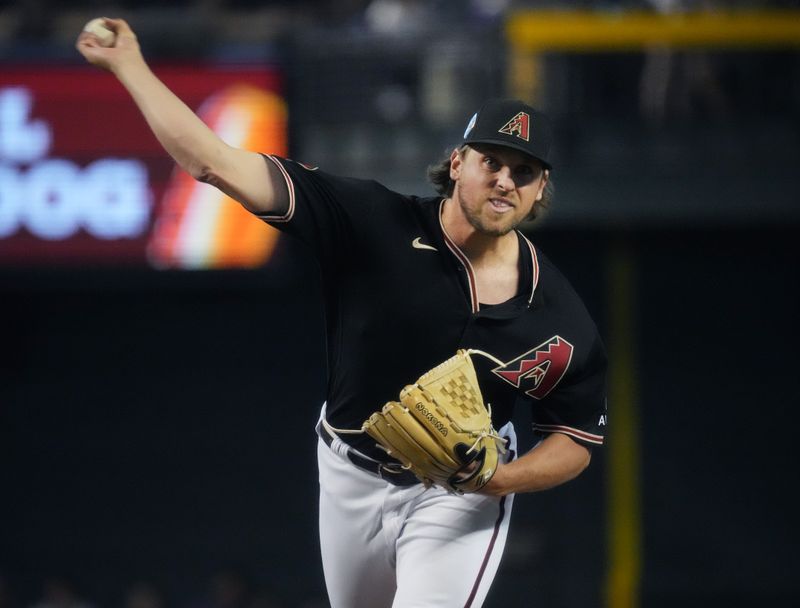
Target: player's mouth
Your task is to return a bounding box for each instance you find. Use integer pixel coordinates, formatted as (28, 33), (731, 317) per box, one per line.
(488, 197), (514, 213)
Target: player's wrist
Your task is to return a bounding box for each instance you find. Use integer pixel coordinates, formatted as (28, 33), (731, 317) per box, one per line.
(111, 53), (149, 81)
(479, 463), (512, 496)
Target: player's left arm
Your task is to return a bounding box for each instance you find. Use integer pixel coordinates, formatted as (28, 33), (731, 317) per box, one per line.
(480, 433), (591, 496)
(482, 316), (609, 496)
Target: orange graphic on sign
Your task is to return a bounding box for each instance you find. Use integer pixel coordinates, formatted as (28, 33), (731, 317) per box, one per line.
(148, 85), (287, 269)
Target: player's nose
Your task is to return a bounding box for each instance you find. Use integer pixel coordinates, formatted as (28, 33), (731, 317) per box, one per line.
(495, 166), (515, 192)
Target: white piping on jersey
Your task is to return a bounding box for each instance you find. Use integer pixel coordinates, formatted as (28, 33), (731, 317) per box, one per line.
(256, 154), (296, 223)
(438, 199), (480, 313)
(438, 200), (542, 312)
(518, 231), (540, 305)
(532, 423), (604, 445)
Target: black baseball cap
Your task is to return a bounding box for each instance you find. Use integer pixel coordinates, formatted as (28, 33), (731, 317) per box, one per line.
(461, 99), (553, 170)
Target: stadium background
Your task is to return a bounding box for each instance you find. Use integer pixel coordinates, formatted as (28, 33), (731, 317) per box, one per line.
(1, 1), (798, 607)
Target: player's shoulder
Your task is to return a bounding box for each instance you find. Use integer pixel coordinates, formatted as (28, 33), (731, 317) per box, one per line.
(530, 244), (608, 376)
(272, 155), (389, 191)
(270, 154), (426, 206)
(532, 243), (600, 329)
(409, 194), (445, 215)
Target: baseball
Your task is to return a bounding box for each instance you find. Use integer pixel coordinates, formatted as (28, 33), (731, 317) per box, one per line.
(83, 18), (116, 47)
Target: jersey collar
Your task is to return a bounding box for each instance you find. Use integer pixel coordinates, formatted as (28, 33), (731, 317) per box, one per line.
(437, 199), (540, 315)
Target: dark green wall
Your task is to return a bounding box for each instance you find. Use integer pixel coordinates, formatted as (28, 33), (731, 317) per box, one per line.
(2, 227), (798, 607)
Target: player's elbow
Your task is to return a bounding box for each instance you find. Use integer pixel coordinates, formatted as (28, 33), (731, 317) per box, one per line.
(578, 448), (592, 475)
(193, 168), (240, 203)
(565, 445), (592, 483)
(552, 452), (591, 490)
(194, 165), (217, 185)
(193, 166), (272, 215)
(189, 141), (231, 184)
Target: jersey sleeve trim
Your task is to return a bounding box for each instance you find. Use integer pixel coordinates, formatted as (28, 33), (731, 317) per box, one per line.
(533, 423), (604, 446)
(255, 154), (295, 223)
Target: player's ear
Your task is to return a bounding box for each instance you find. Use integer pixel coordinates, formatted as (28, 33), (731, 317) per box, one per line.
(535, 168), (549, 201)
(450, 147), (464, 181)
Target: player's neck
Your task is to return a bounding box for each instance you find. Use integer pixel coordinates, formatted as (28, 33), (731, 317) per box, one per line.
(441, 197), (518, 265)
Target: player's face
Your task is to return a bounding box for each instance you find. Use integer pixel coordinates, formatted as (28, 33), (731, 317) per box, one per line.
(450, 144), (548, 237)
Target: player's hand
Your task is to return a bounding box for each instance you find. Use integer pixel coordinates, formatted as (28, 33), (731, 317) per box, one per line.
(75, 18), (144, 75)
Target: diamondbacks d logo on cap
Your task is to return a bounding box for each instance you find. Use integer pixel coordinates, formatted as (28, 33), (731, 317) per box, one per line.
(498, 111), (530, 142)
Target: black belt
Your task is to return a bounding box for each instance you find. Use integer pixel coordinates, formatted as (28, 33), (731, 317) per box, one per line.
(318, 422), (420, 487)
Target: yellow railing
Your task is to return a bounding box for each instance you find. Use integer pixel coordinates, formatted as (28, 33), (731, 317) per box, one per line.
(504, 10), (800, 111)
(507, 10), (800, 51)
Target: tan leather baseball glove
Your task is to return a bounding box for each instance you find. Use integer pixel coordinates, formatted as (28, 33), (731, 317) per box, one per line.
(362, 349), (507, 494)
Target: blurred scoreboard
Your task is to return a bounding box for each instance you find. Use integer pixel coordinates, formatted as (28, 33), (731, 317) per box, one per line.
(0, 64), (286, 269)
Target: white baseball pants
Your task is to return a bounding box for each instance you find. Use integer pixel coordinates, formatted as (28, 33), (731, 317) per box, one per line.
(317, 422), (517, 608)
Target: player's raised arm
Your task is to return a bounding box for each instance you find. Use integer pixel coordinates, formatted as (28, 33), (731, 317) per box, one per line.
(75, 17), (287, 216)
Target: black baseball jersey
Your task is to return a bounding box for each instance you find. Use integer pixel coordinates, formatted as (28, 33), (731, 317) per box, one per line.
(258, 155), (608, 460)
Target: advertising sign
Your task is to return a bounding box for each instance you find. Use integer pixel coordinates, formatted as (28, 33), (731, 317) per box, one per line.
(0, 64), (285, 268)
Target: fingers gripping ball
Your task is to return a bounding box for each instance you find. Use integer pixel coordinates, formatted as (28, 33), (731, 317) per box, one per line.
(363, 350), (507, 494)
(83, 18), (116, 47)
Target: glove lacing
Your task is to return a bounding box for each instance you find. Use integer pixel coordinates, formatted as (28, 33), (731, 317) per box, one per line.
(463, 403), (508, 455)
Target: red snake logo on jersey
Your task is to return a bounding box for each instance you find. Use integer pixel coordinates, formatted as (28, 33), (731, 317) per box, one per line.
(491, 336), (574, 399)
(498, 111), (530, 142)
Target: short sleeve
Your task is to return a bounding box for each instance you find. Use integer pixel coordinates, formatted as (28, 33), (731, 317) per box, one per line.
(255, 154), (384, 260)
(530, 333), (608, 447)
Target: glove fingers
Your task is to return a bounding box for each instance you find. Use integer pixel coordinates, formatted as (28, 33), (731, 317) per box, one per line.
(364, 405), (455, 484)
(381, 403), (461, 471)
(395, 390), (463, 458)
(364, 416), (419, 472)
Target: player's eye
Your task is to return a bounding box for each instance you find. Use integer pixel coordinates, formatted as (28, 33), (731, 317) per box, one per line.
(483, 156), (499, 170)
(516, 165), (541, 179)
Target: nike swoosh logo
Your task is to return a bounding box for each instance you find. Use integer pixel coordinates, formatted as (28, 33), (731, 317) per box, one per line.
(412, 237), (438, 252)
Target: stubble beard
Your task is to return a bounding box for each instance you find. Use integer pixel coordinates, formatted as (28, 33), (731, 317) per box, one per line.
(457, 188), (521, 238)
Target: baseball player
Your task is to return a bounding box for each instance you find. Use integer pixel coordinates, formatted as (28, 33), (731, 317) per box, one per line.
(78, 19), (608, 608)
